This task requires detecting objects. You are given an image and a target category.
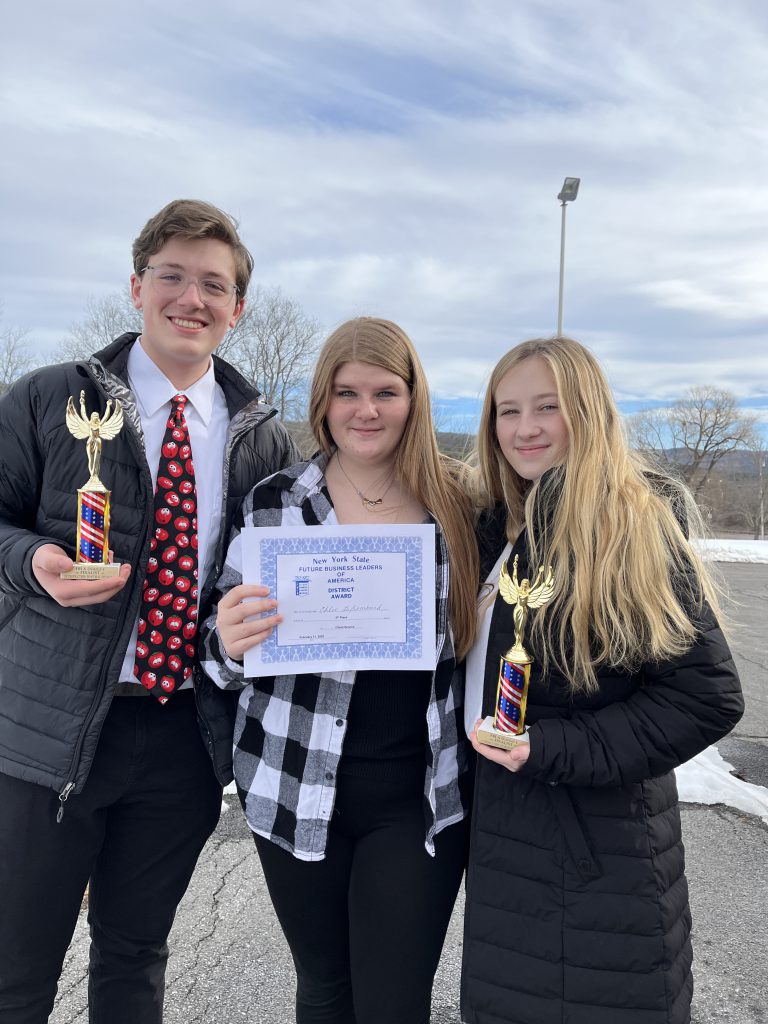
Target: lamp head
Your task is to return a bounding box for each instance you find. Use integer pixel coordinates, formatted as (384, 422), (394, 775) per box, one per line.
(557, 177), (581, 202)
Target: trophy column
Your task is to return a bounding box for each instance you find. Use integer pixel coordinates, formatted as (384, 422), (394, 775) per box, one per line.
(60, 391), (124, 581)
(477, 555), (557, 751)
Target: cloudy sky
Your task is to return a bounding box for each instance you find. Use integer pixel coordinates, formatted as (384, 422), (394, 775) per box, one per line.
(1, 1), (767, 433)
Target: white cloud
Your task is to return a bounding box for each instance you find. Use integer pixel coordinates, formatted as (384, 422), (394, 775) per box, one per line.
(1, 0), (767, 420)
(638, 277), (768, 321)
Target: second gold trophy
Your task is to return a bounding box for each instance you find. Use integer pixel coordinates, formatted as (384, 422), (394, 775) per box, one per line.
(476, 554), (557, 750)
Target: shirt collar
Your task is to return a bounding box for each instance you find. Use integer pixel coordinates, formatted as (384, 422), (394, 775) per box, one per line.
(127, 337), (217, 425)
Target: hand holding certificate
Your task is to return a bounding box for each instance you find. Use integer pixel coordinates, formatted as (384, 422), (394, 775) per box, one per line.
(241, 524), (436, 677)
(215, 583), (282, 662)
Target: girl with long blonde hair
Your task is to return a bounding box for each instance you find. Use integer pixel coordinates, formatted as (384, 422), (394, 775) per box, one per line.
(203, 317), (478, 1024)
(461, 336), (743, 1024)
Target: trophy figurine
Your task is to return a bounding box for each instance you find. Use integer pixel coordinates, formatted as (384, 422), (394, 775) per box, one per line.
(477, 554), (557, 750)
(60, 391), (124, 580)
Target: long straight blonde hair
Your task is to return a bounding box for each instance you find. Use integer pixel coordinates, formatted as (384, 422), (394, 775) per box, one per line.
(309, 317), (479, 658)
(477, 336), (722, 692)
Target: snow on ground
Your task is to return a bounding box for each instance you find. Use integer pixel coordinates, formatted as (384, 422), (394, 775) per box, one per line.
(676, 747), (768, 823)
(679, 538), (768, 820)
(695, 538), (768, 562)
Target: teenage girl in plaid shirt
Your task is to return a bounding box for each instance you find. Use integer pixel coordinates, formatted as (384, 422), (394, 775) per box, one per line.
(202, 318), (479, 1023)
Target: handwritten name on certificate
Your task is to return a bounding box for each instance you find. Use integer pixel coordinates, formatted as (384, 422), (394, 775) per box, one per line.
(241, 524), (436, 677)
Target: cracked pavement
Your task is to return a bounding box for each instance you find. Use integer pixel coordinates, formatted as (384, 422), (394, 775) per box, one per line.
(51, 563), (768, 1023)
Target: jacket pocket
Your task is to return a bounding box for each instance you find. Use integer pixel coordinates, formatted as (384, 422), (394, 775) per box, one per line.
(548, 784), (602, 882)
(0, 597), (23, 634)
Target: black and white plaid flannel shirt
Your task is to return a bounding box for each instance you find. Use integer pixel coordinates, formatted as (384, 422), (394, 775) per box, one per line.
(200, 454), (472, 861)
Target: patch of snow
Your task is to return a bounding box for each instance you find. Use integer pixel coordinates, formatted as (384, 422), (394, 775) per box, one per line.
(676, 746), (768, 823)
(694, 539), (768, 563)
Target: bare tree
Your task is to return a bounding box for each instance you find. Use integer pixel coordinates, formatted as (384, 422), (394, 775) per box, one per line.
(218, 286), (321, 419)
(625, 407), (669, 455)
(626, 386), (760, 498)
(0, 303), (32, 395)
(726, 452), (767, 539)
(56, 289), (143, 362)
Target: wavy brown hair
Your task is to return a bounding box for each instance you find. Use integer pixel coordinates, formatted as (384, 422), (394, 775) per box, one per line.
(132, 199), (254, 297)
(477, 336), (722, 691)
(310, 317), (479, 658)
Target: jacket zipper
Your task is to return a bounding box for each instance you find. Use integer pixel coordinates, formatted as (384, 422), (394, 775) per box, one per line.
(56, 781), (76, 823)
(56, 512), (149, 821)
(56, 369), (153, 822)
(56, 514), (148, 822)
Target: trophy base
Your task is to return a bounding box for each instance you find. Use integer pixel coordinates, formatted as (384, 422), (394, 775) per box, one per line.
(60, 563), (122, 580)
(476, 716), (530, 750)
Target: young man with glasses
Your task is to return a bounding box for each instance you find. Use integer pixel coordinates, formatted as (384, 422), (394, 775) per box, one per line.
(0, 199), (299, 1024)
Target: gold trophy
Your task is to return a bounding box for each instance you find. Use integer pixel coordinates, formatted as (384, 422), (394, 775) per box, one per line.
(60, 391), (124, 580)
(477, 555), (557, 750)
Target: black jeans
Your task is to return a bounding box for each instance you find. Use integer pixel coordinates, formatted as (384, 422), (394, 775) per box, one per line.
(0, 691), (222, 1024)
(254, 772), (470, 1024)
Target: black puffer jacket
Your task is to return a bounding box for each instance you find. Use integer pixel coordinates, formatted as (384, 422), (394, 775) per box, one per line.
(461, 506), (743, 1024)
(0, 333), (298, 806)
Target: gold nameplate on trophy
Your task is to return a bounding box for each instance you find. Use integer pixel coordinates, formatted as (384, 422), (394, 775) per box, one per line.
(60, 391), (124, 580)
(477, 555), (557, 750)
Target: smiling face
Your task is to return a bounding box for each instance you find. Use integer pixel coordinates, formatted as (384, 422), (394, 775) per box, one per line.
(130, 236), (244, 388)
(325, 361), (411, 470)
(494, 356), (569, 481)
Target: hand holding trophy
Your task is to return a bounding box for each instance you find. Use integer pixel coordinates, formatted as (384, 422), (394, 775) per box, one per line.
(60, 391), (124, 580)
(476, 554), (557, 750)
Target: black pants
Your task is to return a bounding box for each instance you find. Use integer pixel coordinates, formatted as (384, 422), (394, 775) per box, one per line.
(0, 691), (222, 1024)
(254, 772), (470, 1024)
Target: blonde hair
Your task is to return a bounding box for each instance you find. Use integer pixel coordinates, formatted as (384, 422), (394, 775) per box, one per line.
(309, 317), (479, 658)
(477, 336), (722, 692)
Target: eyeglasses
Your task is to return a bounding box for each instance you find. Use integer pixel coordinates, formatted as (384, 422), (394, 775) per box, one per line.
(141, 265), (239, 308)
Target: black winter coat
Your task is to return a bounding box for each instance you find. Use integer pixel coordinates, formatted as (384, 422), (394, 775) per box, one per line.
(461, 506), (743, 1024)
(0, 333), (298, 805)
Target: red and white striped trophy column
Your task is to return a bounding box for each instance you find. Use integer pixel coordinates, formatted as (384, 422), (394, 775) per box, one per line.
(477, 555), (557, 751)
(60, 390), (124, 580)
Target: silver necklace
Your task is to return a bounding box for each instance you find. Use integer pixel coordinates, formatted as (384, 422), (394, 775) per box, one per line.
(335, 452), (395, 509)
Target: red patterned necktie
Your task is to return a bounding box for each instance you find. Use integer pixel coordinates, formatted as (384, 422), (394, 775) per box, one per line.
(133, 394), (199, 703)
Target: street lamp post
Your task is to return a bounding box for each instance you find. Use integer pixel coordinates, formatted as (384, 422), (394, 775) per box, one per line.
(557, 176), (580, 337)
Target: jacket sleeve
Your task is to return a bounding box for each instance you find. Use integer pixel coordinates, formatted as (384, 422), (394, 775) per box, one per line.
(264, 417), (301, 476)
(199, 473), (291, 690)
(520, 605), (744, 788)
(0, 375), (62, 597)
(199, 505), (250, 691)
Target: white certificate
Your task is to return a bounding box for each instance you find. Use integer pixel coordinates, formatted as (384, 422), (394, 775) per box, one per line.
(241, 524), (436, 677)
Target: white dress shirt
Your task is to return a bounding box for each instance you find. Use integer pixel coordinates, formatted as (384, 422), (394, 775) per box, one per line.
(118, 339), (230, 685)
